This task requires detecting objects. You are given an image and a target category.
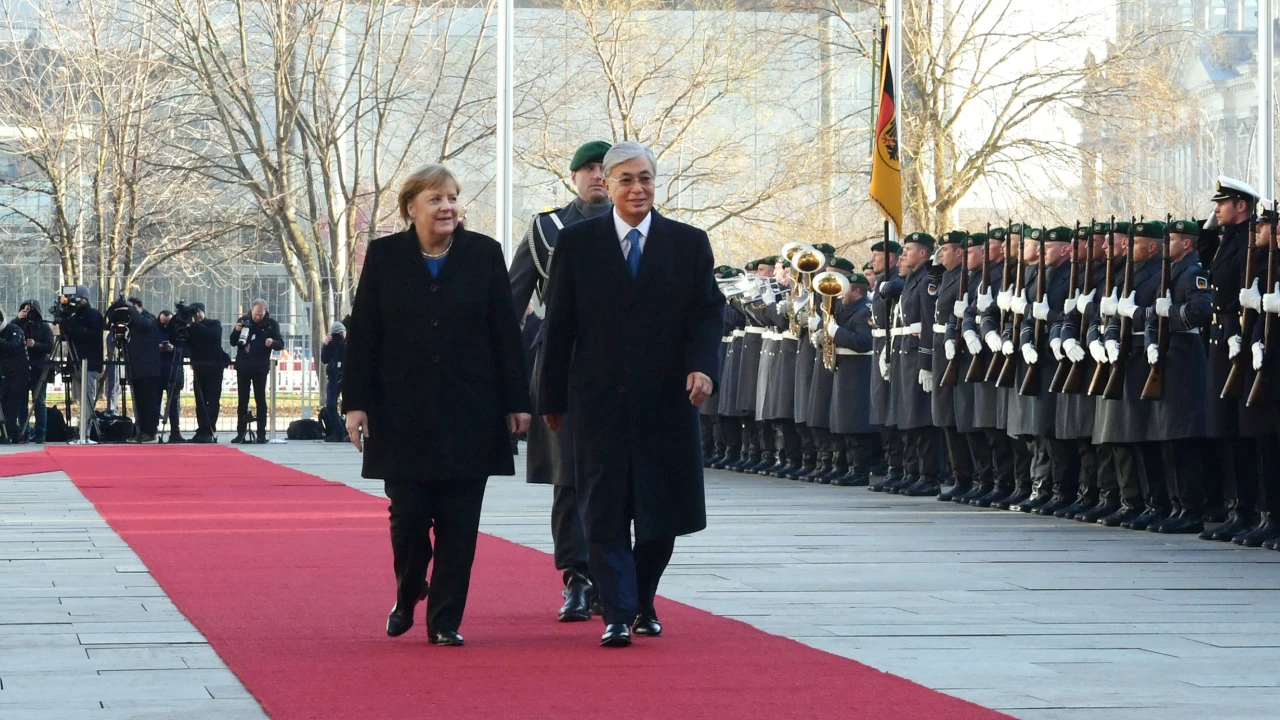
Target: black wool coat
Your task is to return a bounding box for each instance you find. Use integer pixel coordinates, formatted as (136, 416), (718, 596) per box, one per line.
(829, 296), (875, 435)
(537, 210), (725, 545)
(343, 228), (531, 483)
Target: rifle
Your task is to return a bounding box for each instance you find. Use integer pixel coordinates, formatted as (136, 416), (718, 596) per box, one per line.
(1088, 218), (1118, 396)
(993, 226), (1024, 389)
(1222, 217), (1260, 398)
(880, 220), (898, 382)
(986, 221), (1014, 382)
(1102, 218), (1138, 400)
(965, 223), (992, 382)
(1141, 214), (1174, 400)
(1050, 221), (1082, 393)
(940, 231), (972, 387)
(1019, 228), (1048, 395)
(1248, 207), (1277, 406)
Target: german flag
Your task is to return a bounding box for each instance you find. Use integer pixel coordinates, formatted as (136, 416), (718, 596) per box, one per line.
(869, 24), (902, 234)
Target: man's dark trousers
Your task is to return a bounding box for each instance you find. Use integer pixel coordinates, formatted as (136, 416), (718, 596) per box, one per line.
(552, 485), (589, 582)
(585, 473), (675, 625)
(237, 370), (268, 433)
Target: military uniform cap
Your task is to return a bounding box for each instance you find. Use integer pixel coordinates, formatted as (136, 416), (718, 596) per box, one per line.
(1009, 222), (1032, 235)
(870, 240), (903, 254)
(1046, 226), (1073, 242)
(1168, 219), (1201, 235)
(744, 260), (759, 271)
(966, 232), (988, 247)
(1133, 220), (1165, 240)
(713, 264), (738, 277)
(1112, 221), (1131, 235)
(941, 230), (968, 246)
(570, 140), (611, 171)
(1027, 227), (1045, 240)
(905, 232), (936, 250)
(719, 266), (745, 278)
(828, 256), (856, 274)
(1260, 199), (1278, 222)
(755, 256), (777, 267)
(988, 227), (1007, 241)
(1211, 175), (1259, 202)
(850, 272), (870, 286)
(1075, 225), (1091, 240)
(861, 260), (875, 271)
(811, 242), (836, 255)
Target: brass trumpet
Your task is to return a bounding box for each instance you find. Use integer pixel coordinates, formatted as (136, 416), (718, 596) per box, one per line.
(812, 270), (850, 370)
(780, 243), (826, 335)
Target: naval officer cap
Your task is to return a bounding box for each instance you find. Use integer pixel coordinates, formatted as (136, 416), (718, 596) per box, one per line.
(1210, 175), (1259, 203)
(1260, 199), (1278, 222)
(570, 140), (612, 172)
(870, 240), (903, 254)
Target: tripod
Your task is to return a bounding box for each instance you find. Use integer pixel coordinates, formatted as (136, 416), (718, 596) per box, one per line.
(29, 332), (101, 443)
(104, 328), (141, 442)
(158, 344), (213, 443)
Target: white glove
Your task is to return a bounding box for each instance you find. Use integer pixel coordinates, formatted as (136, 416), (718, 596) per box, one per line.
(826, 316), (839, 338)
(808, 314), (820, 332)
(996, 289), (1012, 311)
(878, 347), (890, 379)
(1105, 339), (1120, 364)
(919, 368), (934, 393)
(1240, 279), (1262, 312)
(1076, 288), (1096, 314)
(1001, 339), (1014, 356)
(1253, 341), (1265, 371)
(964, 329), (982, 355)
(1155, 292), (1172, 318)
(1089, 340), (1106, 363)
(1033, 298), (1050, 321)
(762, 287), (777, 305)
(776, 299), (792, 316)
(944, 339), (956, 360)
(1117, 291), (1138, 319)
(1263, 283), (1280, 314)
(1146, 345), (1159, 366)
(1064, 338), (1086, 363)
(952, 297), (968, 319)
(1011, 293), (1028, 316)
(1228, 334), (1242, 359)
(1062, 294), (1078, 315)
(1100, 288), (1119, 317)
(976, 288), (994, 312)
(985, 331), (1002, 353)
(1050, 337), (1063, 361)
(1021, 343), (1038, 365)
(796, 308), (809, 325)
(813, 329), (826, 346)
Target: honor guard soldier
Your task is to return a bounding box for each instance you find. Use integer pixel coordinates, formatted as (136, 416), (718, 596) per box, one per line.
(970, 228), (1018, 506)
(992, 223), (1035, 509)
(889, 232), (944, 496)
(704, 265), (746, 466)
(1145, 219), (1214, 534)
(868, 240), (906, 490)
(733, 257), (776, 472)
(509, 139), (613, 622)
(1253, 202), (1280, 551)
(931, 230), (977, 500)
(762, 262), (803, 477)
(712, 272), (751, 470)
(792, 242), (838, 480)
(825, 267), (878, 485)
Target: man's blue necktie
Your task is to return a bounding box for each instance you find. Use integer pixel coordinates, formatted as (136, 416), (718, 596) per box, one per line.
(625, 229), (642, 277)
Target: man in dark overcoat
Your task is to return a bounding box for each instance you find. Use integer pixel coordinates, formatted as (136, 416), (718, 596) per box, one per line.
(538, 141), (725, 648)
(868, 241), (905, 491)
(891, 233), (944, 496)
(931, 231), (975, 500)
(825, 266), (877, 486)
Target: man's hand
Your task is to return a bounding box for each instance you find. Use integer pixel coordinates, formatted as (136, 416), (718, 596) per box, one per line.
(1240, 279), (1262, 311)
(952, 297), (968, 319)
(687, 371), (713, 406)
(964, 329), (982, 355)
(1032, 298), (1050, 321)
(1105, 339), (1120, 364)
(1263, 282), (1280, 315)
(985, 330), (1002, 353)
(25, 338), (34, 348)
(346, 410), (369, 453)
(1050, 337), (1063, 361)
(508, 413), (532, 435)
(544, 414), (564, 432)
(1064, 338), (1085, 363)
(1117, 292), (1138, 319)
(1155, 292), (1173, 318)
(996, 289), (1012, 311)
(1076, 288), (1096, 314)
(1011, 293), (1028, 316)
(323, 334), (332, 345)
(1089, 340), (1106, 364)
(919, 368), (934, 393)
(1021, 343), (1038, 365)
(1146, 345), (1160, 366)
(1062, 295), (1078, 316)
(160, 342), (174, 353)
(1253, 342), (1266, 371)
(1001, 339), (1014, 356)
(976, 288), (994, 312)
(265, 338), (274, 348)
(1228, 334), (1242, 360)
(878, 348), (890, 379)
(1100, 289), (1120, 317)
(234, 322), (244, 332)
(944, 339), (956, 361)
(807, 314), (821, 333)
(825, 316), (839, 338)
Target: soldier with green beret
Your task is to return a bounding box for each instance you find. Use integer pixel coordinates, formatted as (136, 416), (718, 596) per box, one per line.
(868, 239), (907, 491)
(824, 264), (880, 486)
(931, 230), (979, 501)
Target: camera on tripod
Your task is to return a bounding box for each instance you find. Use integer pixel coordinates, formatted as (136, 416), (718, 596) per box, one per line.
(170, 300), (194, 346)
(50, 285), (83, 324)
(106, 296), (132, 346)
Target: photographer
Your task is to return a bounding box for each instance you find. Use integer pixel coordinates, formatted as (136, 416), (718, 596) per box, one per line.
(0, 309), (30, 444)
(157, 310), (185, 443)
(58, 286), (105, 413)
(186, 303), (229, 443)
(229, 299), (282, 443)
(117, 298), (163, 443)
(17, 301), (54, 443)
(321, 321), (346, 442)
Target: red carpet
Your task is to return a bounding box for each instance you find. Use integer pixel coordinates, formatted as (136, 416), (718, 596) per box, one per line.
(0, 449), (59, 477)
(41, 445), (1011, 720)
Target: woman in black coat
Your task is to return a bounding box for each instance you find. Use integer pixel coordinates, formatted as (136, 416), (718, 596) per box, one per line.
(342, 164), (531, 646)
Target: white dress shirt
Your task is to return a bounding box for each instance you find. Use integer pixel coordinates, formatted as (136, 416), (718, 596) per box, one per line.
(613, 209), (651, 259)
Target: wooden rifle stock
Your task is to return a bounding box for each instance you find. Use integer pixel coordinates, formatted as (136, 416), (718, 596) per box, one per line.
(1102, 220), (1137, 400)
(965, 226), (993, 382)
(996, 231), (1025, 388)
(1222, 219), (1259, 399)
(941, 231), (974, 388)
(1247, 210), (1277, 406)
(1141, 216), (1174, 400)
(1088, 219), (1118, 396)
(1019, 230), (1048, 396)
(1050, 222), (1082, 393)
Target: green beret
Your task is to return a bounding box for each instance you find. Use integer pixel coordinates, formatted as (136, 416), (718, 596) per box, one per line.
(744, 260), (759, 271)
(570, 140), (611, 171)
(1075, 225), (1090, 240)
(1046, 226), (1073, 243)
(1133, 220), (1165, 240)
(1009, 222), (1032, 235)
(1169, 219), (1201, 235)
(1090, 221), (1109, 235)
(989, 227), (1007, 241)
(871, 240), (903, 254)
(714, 265), (741, 278)
(941, 230), (968, 246)
(861, 260), (875, 271)
(811, 242), (836, 255)
(752, 256), (777, 267)
(1112, 221), (1131, 235)
(966, 232), (988, 247)
(850, 272), (870, 287)
(828, 257), (856, 274)
(905, 231), (936, 250)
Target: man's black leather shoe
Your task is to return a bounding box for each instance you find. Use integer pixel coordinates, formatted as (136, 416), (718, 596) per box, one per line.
(558, 575), (592, 622)
(1079, 500), (1119, 523)
(1262, 534), (1280, 551)
(958, 482), (991, 504)
(631, 614), (662, 637)
(1099, 505), (1142, 528)
(1154, 513), (1203, 535)
(600, 623), (632, 647)
(938, 481), (971, 502)
(1121, 508), (1166, 531)
(1233, 514), (1280, 547)
(1056, 495), (1094, 519)
(1204, 512), (1255, 542)
(902, 478), (940, 497)
(868, 474), (901, 492)
(431, 630), (464, 646)
(1035, 497), (1070, 516)
(386, 587), (428, 637)
(1016, 494), (1052, 514)
(972, 485), (1009, 507)
(831, 472), (869, 487)
(886, 473), (918, 494)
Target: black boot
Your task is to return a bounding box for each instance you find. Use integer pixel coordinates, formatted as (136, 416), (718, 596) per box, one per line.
(958, 480), (992, 504)
(1121, 507), (1167, 531)
(1203, 502), (1254, 542)
(1016, 493), (1053, 514)
(786, 453), (816, 480)
(819, 457), (849, 484)
(1262, 534), (1280, 551)
(869, 472), (902, 492)
(1079, 498), (1120, 523)
(1099, 503), (1143, 527)
(885, 473), (919, 494)
(1233, 512), (1280, 547)
(558, 572), (593, 622)
(1056, 489), (1097, 519)
(995, 487), (1031, 511)
(938, 478), (972, 502)
(711, 452), (738, 470)
(902, 476), (941, 497)
(972, 483), (1009, 507)
(1154, 510), (1205, 535)
(802, 453), (832, 483)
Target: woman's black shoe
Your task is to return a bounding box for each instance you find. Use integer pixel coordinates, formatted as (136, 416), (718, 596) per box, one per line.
(431, 630), (464, 646)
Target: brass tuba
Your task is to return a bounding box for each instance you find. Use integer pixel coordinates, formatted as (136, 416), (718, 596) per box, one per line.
(812, 270), (850, 370)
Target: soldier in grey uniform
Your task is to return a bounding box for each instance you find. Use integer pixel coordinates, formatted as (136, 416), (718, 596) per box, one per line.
(826, 267), (878, 485)
(953, 231), (1005, 504)
(508, 140), (613, 621)
(704, 266), (747, 466)
(868, 241), (906, 490)
(1146, 219), (1213, 534)
(991, 224), (1035, 509)
(891, 233), (945, 496)
(732, 258), (774, 472)
(762, 264), (802, 477)
(970, 228), (1016, 506)
(712, 286), (750, 470)
(931, 231), (976, 500)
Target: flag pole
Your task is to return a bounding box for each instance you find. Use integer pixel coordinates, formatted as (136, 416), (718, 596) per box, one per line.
(890, 0), (902, 243)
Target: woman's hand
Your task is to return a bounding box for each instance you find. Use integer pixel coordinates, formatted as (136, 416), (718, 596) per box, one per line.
(509, 413), (532, 435)
(346, 410), (369, 452)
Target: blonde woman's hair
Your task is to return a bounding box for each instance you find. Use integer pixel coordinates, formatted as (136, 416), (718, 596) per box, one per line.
(398, 164), (461, 223)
